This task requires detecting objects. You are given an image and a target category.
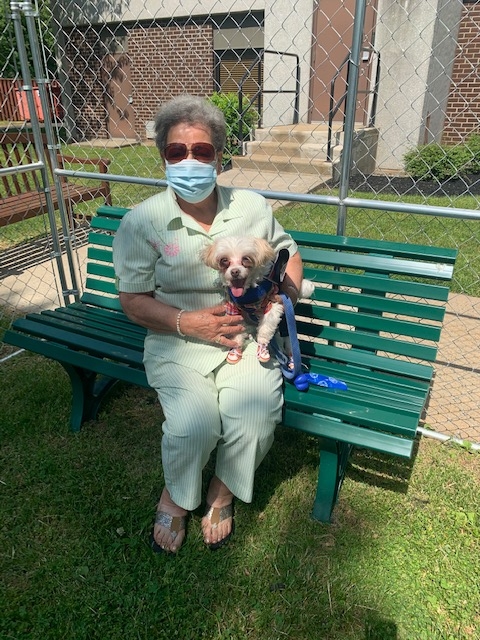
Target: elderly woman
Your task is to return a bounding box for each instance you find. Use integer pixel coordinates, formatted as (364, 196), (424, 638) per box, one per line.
(113, 94), (304, 553)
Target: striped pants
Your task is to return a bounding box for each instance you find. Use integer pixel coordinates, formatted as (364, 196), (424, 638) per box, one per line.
(144, 342), (284, 511)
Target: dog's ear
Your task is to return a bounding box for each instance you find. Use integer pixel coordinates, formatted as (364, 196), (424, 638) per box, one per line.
(199, 242), (218, 269)
(253, 238), (276, 266)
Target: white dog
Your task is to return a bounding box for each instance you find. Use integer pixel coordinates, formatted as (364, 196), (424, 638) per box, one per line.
(201, 236), (314, 365)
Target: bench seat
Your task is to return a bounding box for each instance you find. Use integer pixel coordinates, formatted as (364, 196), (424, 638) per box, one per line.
(3, 205), (457, 522)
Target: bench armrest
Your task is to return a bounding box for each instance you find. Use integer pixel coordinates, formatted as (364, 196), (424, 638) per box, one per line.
(58, 155), (111, 174)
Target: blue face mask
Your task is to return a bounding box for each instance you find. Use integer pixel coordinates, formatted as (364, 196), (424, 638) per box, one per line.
(165, 159), (217, 203)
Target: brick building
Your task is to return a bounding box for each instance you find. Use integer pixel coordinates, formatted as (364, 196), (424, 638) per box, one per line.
(443, 0), (480, 144)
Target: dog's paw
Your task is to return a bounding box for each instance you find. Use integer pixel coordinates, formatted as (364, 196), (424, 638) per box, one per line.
(256, 343), (271, 363)
(226, 348), (243, 364)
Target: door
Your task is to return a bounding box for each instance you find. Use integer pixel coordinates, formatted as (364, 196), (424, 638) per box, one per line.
(102, 53), (136, 139)
(309, 0), (378, 123)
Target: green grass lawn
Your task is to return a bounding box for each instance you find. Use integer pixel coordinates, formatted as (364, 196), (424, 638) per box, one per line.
(1, 353), (479, 640)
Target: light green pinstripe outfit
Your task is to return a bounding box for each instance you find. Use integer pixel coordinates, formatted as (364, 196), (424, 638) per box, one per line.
(113, 185), (298, 511)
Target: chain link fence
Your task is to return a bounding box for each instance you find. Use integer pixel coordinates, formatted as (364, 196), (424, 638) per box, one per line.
(1, 0), (479, 444)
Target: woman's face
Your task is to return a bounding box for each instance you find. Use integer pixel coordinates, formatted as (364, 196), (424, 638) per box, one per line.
(164, 123), (223, 173)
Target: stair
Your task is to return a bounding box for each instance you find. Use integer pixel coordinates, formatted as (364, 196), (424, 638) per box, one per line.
(232, 124), (343, 179)
(231, 123), (378, 183)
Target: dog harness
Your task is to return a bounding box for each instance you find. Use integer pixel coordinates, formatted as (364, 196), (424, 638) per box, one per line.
(226, 279), (279, 324)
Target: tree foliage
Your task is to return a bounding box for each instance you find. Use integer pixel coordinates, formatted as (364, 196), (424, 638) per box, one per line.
(0, 0), (56, 78)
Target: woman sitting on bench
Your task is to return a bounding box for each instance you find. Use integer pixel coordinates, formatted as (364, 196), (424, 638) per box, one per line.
(113, 95), (305, 554)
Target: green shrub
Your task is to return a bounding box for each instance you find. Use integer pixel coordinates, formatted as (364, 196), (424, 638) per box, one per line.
(464, 133), (480, 174)
(404, 136), (480, 181)
(208, 92), (259, 164)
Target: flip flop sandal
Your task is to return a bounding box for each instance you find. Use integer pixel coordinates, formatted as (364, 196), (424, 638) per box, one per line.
(149, 510), (188, 554)
(203, 502), (234, 551)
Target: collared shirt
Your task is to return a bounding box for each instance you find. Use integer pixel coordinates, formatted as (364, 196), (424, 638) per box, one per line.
(112, 185), (298, 375)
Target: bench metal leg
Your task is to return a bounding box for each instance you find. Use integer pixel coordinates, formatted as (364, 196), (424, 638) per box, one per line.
(311, 438), (353, 523)
(63, 364), (119, 432)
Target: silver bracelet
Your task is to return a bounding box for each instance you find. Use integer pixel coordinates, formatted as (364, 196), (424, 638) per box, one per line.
(176, 309), (186, 337)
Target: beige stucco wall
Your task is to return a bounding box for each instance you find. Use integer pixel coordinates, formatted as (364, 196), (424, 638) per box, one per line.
(374, 0), (462, 171)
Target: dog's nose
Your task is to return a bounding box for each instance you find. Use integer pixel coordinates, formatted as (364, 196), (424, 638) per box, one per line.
(230, 268), (241, 278)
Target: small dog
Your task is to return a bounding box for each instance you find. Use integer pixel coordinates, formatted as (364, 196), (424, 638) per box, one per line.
(201, 236), (314, 364)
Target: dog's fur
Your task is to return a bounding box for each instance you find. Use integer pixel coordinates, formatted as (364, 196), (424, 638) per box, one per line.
(201, 235), (314, 363)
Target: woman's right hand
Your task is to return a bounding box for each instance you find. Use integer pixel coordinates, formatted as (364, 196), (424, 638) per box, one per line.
(178, 304), (244, 349)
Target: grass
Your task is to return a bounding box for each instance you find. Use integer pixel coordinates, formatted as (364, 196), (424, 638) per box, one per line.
(1, 352), (479, 640)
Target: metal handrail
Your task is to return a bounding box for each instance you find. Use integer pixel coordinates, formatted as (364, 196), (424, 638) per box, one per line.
(237, 49), (300, 152)
(326, 47), (380, 162)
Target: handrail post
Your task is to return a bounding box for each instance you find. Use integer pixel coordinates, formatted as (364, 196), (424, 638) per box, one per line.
(337, 0), (367, 236)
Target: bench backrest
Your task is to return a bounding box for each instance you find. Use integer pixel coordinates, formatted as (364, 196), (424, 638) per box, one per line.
(0, 131), (53, 197)
(85, 206), (457, 386)
(81, 206), (130, 311)
(291, 230), (456, 384)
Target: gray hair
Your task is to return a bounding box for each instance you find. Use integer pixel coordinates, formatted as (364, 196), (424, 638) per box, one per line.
(154, 95), (226, 153)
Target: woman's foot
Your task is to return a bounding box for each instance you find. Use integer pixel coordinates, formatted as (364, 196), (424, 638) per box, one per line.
(202, 476), (234, 550)
(150, 487), (188, 554)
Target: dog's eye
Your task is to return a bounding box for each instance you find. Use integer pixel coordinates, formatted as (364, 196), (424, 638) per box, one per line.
(219, 257), (230, 268)
(241, 256), (254, 267)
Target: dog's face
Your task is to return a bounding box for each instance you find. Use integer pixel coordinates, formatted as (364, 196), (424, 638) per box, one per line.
(201, 236), (276, 297)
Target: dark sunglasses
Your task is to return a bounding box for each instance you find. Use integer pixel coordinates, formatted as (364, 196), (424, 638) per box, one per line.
(164, 142), (217, 164)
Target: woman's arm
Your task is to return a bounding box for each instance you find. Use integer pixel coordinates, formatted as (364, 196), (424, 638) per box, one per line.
(119, 292), (244, 348)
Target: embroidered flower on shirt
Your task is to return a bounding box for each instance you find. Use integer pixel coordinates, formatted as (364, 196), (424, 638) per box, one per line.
(164, 240), (180, 257)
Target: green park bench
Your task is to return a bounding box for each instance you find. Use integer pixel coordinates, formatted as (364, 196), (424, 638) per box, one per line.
(3, 205), (457, 522)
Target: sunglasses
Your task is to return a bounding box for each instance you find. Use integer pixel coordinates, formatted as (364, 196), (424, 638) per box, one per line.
(164, 142), (217, 164)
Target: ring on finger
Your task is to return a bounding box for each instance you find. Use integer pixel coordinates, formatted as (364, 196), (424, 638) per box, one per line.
(215, 336), (222, 344)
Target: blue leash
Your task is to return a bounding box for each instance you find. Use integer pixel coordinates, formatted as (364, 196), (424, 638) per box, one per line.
(271, 293), (348, 392)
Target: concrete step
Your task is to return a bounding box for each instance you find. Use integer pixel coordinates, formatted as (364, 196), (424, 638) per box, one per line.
(231, 153), (334, 177)
(245, 139), (342, 162)
(253, 122), (363, 144)
(254, 123), (341, 144)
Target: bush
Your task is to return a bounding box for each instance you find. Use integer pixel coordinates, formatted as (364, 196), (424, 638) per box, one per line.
(208, 92), (259, 165)
(465, 133), (480, 174)
(404, 134), (480, 181)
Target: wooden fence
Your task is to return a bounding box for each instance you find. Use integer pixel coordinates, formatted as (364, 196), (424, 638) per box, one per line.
(0, 78), (63, 123)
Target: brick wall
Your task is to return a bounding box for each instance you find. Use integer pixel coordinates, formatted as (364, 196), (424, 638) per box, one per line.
(129, 25), (214, 140)
(64, 24), (214, 141)
(443, 2), (480, 144)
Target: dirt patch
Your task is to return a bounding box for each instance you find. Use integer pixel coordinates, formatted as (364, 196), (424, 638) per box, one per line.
(330, 174), (480, 197)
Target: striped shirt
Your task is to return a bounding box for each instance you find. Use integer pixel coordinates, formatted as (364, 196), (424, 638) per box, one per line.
(112, 185), (298, 375)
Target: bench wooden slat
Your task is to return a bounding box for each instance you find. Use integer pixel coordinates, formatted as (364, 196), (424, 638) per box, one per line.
(0, 132), (112, 227)
(302, 266), (451, 302)
(87, 246), (114, 263)
(300, 340), (435, 381)
(80, 292), (123, 311)
(290, 230), (458, 264)
(37, 309), (146, 349)
(307, 286), (448, 322)
(10, 316), (144, 364)
(297, 303), (442, 341)
(283, 408), (415, 458)
(284, 384), (422, 436)
(298, 246), (454, 280)
(88, 232), (115, 248)
(87, 262), (116, 279)
(67, 302), (144, 331)
(297, 320), (438, 361)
